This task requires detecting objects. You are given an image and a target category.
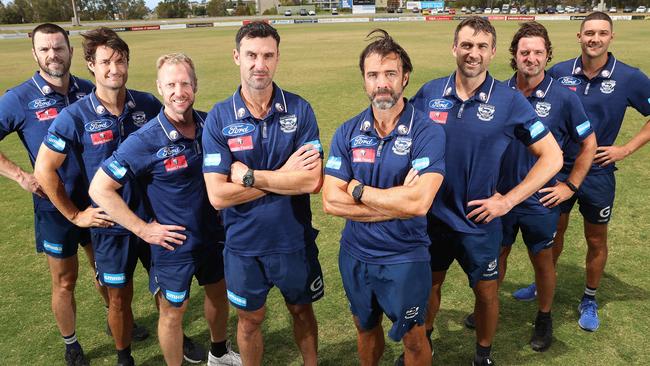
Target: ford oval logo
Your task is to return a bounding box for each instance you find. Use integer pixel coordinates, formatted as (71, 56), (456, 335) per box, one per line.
(350, 135), (378, 148)
(84, 119), (114, 132)
(28, 97), (57, 110)
(428, 98), (453, 110)
(559, 76), (581, 86)
(222, 123), (255, 137)
(156, 144), (186, 158)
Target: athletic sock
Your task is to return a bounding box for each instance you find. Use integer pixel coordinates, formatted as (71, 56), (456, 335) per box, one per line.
(117, 345), (132, 362)
(63, 332), (81, 352)
(582, 286), (597, 301)
(210, 340), (227, 357)
(475, 343), (491, 361)
(536, 310), (552, 321)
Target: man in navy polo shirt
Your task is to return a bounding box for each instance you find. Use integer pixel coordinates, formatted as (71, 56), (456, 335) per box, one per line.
(203, 21), (323, 366)
(322, 30), (445, 366)
(463, 21), (597, 352)
(89, 53), (241, 366)
(34, 27), (160, 366)
(0, 23), (99, 366)
(530, 11), (650, 332)
(410, 17), (563, 365)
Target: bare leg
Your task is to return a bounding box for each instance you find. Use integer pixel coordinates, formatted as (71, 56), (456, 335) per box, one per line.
(354, 316), (384, 366)
(584, 221), (608, 289)
(107, 282), (134, 350)
(473, 280), (499, 348)
(236, 307), (265, 366)
(552, 213), (570, 267)
(285, 303), (318, 366)
(81, 243), (109, 306)
(529, 248), (556, 312)
(204, 280), (229, 343)
(424, 271), (447, 332)
(158, 294), (187, 366)
(47, 255), (79, 337)
(402, 324), (432, 366)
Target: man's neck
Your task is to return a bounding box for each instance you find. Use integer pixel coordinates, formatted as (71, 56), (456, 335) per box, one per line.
(372, 98), (405, 138)
(515, 71), (545, 97)
(581, 52), (609, 79)
(164, 108), (196, 139)
(455, 71), (487, 101)
(95, 86), (126, 117)
(240, 84), (273, 119)
(39, 71), (70, 95)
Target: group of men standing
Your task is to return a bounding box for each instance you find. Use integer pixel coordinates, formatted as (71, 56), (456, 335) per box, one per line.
(1, 12), (649, 366)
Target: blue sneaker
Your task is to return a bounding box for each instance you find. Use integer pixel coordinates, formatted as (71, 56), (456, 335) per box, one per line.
(578, 299), (600, 331)
(512, 283), (537, 301)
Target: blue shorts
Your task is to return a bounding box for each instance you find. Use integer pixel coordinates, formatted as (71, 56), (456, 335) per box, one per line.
(501, 209), (560, 255)
(34, 210), (90, 259)
(92, 231), (151, 288)
(428, 219), (502, 288)
(150, 243), (225, 307)
(339, 248), (431, 342)
(558, 171), (615, 224)
(224, 244), (324, 311)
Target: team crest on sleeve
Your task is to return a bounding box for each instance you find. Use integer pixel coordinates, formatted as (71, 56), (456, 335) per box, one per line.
(477, 104), (495, 121)
(535, 102), (551, 118)
(392, 137), (412, 155)
(600, 80), (616, 94)
(279, 114), (298, 133)
(132, 111), (147, 127)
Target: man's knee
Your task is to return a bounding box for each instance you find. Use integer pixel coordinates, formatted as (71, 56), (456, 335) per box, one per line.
(401, 326), (428, 354)
(49, 257), (79, 292)
(238, 308), (265, 335)
(286, 303), (314, 319)
(474, 280), (498, 304)
(108, 287), (133, 311)
(159, 300), (187, 327)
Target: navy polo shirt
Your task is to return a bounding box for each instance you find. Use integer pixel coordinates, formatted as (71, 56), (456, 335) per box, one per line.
(101, 109), (224, 264)
(498, 73), (594, 214)
(548, 53), (650, 175)
(324, 102), (445, 264)
(202, 83), (321, 256)
(0, 72), (93, 211)
(411, 72), (549, 234)
(44, 89), (162, 234)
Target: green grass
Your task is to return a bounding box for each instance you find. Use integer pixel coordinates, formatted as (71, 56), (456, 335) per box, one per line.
(1, 21), (650, 365)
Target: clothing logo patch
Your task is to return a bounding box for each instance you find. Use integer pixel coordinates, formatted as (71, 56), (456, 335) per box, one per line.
(43, 240), (63, 254)
(46, 133), (66, 151)
(279, 114), (298, 133)
(310, 276), (324, 299)
(222, 123), (255, 137)
(103, 273), (126, 285)
(28, 97), (56, 110)
(204, 153), (221, 167)
(91, 130), (114, 145)
(429, 111), (448, 124)
(156, 144), (186, 159)
(411, 157), (430, 170)
(164, 155), (188, 172)
(228, 135), (254, 152)
(535, 102), (551, 118)
(227, 290), (247, 307)
(428, 98), (453, 110)
(304, 139), (322, 153)
(84, 119), (114, 132)
(75, 92), (86, 100)
(392, 137), (412, 155)
(352, 148), (376, 163)
(35, 108), (58, 121)
(107, 160), (127, 179)
(487, 259), (497, 271)
(237, 107), (246, 118)
(600, 80), (616, 94)
(132, 111), (147, 127)
(558, 76), (581, 87)
(275, 102), (284, 112)
(576, 121), (591, 136)
(404, 306), (420, 319)
(165, 290), (187, 303)
(350, 135), (378, 148)
(325, 156), (341, 170)
(477, 104), (495, 122)
(599, 206), (611, 219)
(397, 125), (409, 135)
(529, 121), (546, 139)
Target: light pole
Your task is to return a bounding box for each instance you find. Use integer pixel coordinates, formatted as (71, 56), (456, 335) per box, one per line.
(71, 0), (80, 26)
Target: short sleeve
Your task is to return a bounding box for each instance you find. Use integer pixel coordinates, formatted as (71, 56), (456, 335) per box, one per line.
(510, 92), (550, 146)
(324, 125), (353, 182)
(564, 91), (593, 143)
(409, 85), (429, 112)
(43, 109), (78, 154)
(202, 108), (232, 175)
(101, 134), (150, 185)
(294, 103), (323, 158)
(0, 91), (26, 140)
(411, 121), (445, 177)
(627, 69), (650, 117)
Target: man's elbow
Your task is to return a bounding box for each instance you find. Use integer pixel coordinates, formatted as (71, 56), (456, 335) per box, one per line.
(308, 175), (323, 194)
(208, 193), (230, 211)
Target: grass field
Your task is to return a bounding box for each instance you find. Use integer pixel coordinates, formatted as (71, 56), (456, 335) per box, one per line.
(1, 20), (649, 365)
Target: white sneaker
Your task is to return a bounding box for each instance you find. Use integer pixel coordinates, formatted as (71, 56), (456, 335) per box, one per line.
(208, 341), (242, 366)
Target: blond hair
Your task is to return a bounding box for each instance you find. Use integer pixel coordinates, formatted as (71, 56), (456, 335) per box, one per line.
(156, 52), (197, 89)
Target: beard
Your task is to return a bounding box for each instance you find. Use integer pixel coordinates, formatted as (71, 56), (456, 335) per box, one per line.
(369, 87), (401, 110)
(38, 56), (70, 78)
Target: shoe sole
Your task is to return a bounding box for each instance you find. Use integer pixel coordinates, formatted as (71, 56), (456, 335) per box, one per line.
(183, 355), (204, 364)
(513, 291), (537, 302)
(530, 341), (552, 352)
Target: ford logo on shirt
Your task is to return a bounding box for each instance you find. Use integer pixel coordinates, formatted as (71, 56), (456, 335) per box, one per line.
(222, 123), (255, 137)
(558, 76), (581, 86)
(28, 97), (57, 110)
(84, 119), (114, 132)
(350, 135), (378, 148)
(428, 99), (453, 110)
(156, 144), (186, 158)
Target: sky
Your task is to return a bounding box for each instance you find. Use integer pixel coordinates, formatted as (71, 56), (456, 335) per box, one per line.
(146, 0), (160, 10)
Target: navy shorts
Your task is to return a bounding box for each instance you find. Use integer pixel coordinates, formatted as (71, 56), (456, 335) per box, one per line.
(92, 231), (150, 288)
(150, 243), (225, 307)
(224, 244), (324, 311)
(339, 249), (431, 342)
(558, 171), (615, 224)
(34, 210), (90, 259)
(501, 209), (560, 255)
(428, 220), (502, 288)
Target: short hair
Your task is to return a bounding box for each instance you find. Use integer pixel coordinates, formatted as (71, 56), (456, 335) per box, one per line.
(31, 23), (70, 48)
(81, 27), (130, 74)
(235, 21), (280, 50)
(359, 29), (413, 86)
(454, 16), (497, 48)
(156, 52), (198, 89)
(581, 11), (613, 31)
(509, 21), (553, 70)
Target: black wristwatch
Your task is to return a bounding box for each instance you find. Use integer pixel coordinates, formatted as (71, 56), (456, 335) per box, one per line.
(352, 183), (365, 203)
(565, 180), (579, 193)
(243, 169), (255, 187)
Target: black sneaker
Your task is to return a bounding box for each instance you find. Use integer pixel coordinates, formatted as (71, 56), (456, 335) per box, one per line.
(473, 356), (496, 366)
(65, 347), (90, 366)
(106, 321), (150, 342)
(530, 316), (553, 352)
(116, 355), (135, 366)
(183, 335), (207, 364)
(464, 312), (476, 330)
